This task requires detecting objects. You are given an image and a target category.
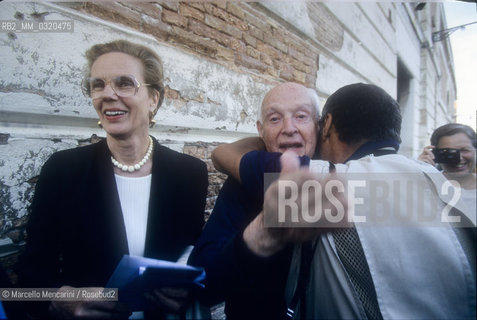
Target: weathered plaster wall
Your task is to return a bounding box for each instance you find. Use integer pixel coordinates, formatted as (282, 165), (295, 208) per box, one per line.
(0, 1), (278, 277)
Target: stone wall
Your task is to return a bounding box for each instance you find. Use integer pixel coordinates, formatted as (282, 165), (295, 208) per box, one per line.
(72, 2), (321, 87)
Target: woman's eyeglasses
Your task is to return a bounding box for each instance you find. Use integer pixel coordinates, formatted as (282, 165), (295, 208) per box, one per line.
(81, 75), (151, 99)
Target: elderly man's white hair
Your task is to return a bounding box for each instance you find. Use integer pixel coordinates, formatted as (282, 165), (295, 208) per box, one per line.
(256, 84), (321, 123)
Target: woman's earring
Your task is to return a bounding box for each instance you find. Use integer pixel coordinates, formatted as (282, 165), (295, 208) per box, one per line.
(149, 108), (157, 128)
(97, 120), (102, 129)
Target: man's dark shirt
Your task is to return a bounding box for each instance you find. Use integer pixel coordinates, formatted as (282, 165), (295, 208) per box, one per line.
(189, 152), (309, 319)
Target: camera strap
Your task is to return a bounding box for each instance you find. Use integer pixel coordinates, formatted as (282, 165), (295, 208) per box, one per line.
(286, 241), (315, 320)
(286, 162), (336, 320)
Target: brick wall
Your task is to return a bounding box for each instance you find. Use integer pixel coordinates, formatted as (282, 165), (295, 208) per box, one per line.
(182, 141), (227, 219)
(69, 1), (320, 87)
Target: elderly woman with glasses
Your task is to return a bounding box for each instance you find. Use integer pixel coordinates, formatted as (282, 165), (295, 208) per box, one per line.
(18, 40), (208, 319)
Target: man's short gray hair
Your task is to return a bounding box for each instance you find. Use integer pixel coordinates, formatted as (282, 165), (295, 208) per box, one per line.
(307, 88), (321, 120)
(257, 87), (321, 123)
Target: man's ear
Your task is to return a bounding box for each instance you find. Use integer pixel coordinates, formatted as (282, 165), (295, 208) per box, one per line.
(256, 120), (263, 138)
(321, 113), (333, 139)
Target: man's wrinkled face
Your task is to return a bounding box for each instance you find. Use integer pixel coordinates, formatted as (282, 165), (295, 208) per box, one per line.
(257, 83), (318, 157)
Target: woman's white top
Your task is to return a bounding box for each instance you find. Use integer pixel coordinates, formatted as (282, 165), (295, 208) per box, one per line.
(114, 174), (152, 257)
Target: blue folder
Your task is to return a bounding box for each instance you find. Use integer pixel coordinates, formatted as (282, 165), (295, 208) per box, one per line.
(106, 255), (205, 311)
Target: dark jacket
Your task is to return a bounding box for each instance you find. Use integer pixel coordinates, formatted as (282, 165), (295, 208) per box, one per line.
(17, 137), (208, 315)
(189, 152), (301, 319)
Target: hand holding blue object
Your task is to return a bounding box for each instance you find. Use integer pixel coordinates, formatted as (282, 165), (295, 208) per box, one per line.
(106, 255), (205, 311)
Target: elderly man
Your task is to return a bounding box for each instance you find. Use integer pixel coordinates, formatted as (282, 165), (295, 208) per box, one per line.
(213, 83), (475, 319)
(188, 82), (320, 318)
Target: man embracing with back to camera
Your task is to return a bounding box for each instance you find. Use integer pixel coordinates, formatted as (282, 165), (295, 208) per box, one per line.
(210, 83), (475, 319)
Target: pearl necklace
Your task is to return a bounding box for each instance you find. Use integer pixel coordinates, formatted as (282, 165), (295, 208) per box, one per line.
(111, 136), (153, 172)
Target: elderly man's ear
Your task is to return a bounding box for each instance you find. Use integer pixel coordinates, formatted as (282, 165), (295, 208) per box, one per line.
(256, 120), (263, 138)
(321, 114), (333, 140)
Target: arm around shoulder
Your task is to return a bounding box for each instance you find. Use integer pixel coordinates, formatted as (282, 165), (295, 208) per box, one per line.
(211, 137), (265, 181)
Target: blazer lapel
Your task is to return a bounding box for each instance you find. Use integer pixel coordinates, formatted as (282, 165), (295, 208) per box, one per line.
(92, 140), (129, 259)
(144, 139), (177, 261)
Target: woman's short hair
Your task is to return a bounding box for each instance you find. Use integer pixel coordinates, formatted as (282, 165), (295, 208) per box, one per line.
(431, 123), (476, 149)
(85, 40), (164, 115)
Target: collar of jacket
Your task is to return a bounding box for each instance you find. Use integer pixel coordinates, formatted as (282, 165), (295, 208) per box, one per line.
(345, 139), (400, 163)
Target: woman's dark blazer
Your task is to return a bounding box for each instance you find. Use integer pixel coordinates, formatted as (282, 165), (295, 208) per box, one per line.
(18, 137), (208, 289)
